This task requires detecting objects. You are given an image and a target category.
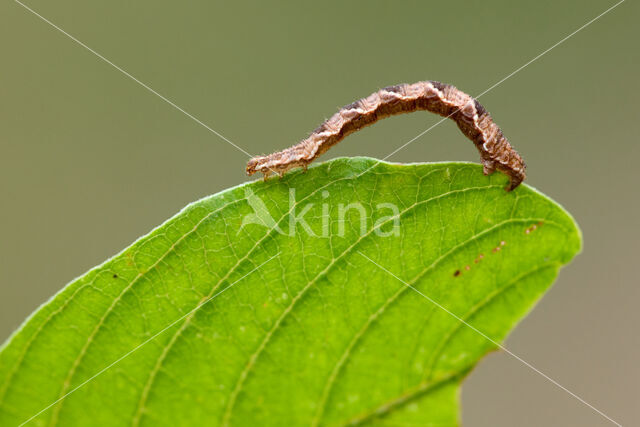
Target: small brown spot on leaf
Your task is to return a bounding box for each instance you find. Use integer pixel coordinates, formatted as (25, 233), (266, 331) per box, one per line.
(453, 270), (461, 277)
(525, 222), (543, 234)
(112, 274), (118, 279)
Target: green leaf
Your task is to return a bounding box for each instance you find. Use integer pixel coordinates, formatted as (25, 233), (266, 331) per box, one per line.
(0, 157), (581, 426)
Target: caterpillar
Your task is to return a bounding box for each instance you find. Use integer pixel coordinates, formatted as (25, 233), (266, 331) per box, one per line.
(246, 81), (526, 190)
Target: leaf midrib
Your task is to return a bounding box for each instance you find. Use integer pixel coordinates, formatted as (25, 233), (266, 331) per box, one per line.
(1, 162), (564, 427)
(219, 184), (507, 425)
(310, 230), (564, 426)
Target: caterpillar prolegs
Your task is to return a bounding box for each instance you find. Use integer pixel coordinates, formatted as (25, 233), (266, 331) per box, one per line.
(246, 81), (526, 190)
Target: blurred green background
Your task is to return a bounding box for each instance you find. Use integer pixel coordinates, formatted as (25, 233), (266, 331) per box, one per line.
(1, 0), (638, 425)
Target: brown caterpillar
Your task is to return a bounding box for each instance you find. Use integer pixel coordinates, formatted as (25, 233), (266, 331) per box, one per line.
(246, 81), (526, 190)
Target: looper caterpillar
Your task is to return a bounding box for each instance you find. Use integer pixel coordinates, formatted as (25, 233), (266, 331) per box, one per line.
(246, 81), (526, 190)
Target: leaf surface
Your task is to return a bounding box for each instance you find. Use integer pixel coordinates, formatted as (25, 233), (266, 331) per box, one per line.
(0, 158), (581, 426)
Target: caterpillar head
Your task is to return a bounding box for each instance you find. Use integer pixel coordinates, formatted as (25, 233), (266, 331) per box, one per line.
(246, 157), (263, 175)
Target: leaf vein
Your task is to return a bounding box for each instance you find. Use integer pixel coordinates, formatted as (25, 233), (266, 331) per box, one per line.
(221, 184), (508, 425)
(311, 221), (563, 425)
